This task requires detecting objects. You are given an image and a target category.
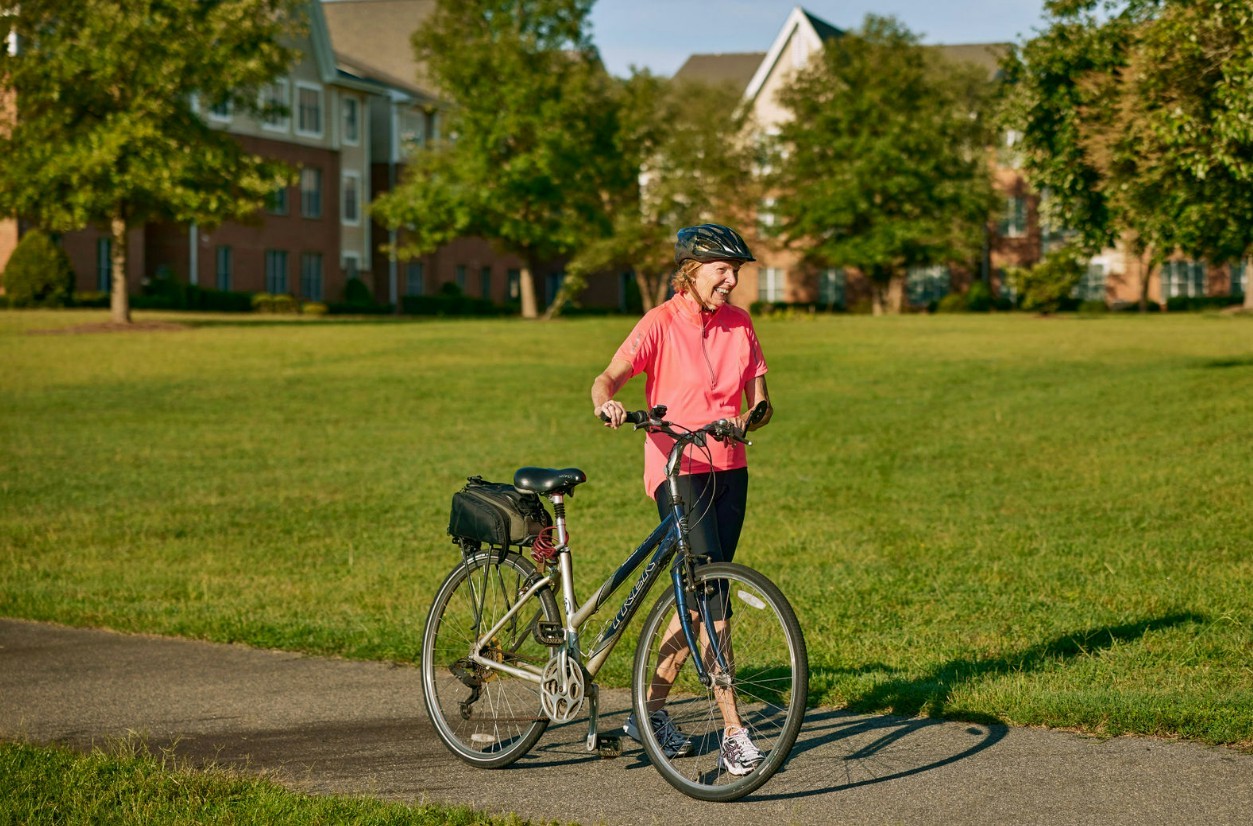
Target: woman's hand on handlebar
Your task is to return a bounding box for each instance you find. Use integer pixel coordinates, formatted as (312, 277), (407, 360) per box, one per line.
(595, 400), (627, 429)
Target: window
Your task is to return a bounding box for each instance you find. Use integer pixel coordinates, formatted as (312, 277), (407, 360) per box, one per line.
(455, 265), (467, 292)
(818, 268), (845, 308)
(295, 83), (323, 137)
(758, 267), (785, 303)
(507, 268), (521, 301)
(342, 172), (360, 224)
(1232, 261), (1247, 297)
(906, 265), (951, 306)
(480, 266), (492, 299)
(207, 97), (232, 123)
(405, 261), (425, 296)
(264, 250), (288, 294)
(1160, 260), (1205, 299)
(342, 97), (360, 144)
(999, 196), (1028, 238)
(300, 167), (322, 218)
(215, 246), (232, 291)
(343, 254), (359, 283)
(267, 185), (289, 216)
(260, 80), (289, 131)
(758, 197), (776, 232)
(300, 253), (323, 300)
(96, 237), (112, 291)
(1074, 262), (1106, 302)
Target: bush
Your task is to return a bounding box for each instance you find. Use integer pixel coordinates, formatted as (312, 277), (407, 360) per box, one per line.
(72, 291), (110, 308)
(1007, 245), (1086, 314)
(966, 280), (993, 313)
(399, 293), (497, 316)
(251, 293), (299, 314)
(1165, 294), (1242, 313)
(3, 230), (75, 308)
(1078, 300), (1108, 315)
(935, 293), (968, 313)
(343, 276), (372, 304)
(301, 301), (329, 316)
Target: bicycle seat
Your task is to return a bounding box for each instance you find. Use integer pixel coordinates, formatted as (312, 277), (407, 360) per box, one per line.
(514, 466), (587, 495)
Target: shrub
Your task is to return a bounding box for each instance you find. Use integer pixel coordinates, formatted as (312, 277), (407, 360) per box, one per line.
(301, 301), (328, 316)
(966, 280), (993, 313)
(343, 276), (372, 304)
(936, 293), (968, 313)
(251, 293), (298, 314)
(1007, 245), (1086, 313)
(1078, 300), (1109, 315)
(71, 291), (110, 308)
(3, 230), (74, 308)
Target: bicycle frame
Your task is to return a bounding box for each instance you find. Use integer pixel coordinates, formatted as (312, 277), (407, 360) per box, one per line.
(464, 485), (729, 692)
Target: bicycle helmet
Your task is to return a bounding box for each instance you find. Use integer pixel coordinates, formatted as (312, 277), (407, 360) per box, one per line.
(674, 224), (756, 265)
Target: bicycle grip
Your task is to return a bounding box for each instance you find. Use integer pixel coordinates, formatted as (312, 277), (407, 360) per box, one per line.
(599, 410), (649, 425)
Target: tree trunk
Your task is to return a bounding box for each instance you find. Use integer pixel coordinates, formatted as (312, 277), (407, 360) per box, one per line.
(886, 274), (906, 314)
(1138, 249), (1153, 313)
(635, 270), (662, 312)
(109, 214), (131, 324)
(871, 281), (887, 316)
(518, 255), (543, 319)
(1245, 254), (1253, 311)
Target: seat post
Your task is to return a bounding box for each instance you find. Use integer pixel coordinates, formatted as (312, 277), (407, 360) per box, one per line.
(550, 492), (578, 624)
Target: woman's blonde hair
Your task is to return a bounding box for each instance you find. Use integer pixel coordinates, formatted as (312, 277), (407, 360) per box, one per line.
(670, 259), (704, 294)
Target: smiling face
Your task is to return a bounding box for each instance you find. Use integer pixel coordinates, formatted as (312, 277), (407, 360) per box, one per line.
(691, 260), (741, 311)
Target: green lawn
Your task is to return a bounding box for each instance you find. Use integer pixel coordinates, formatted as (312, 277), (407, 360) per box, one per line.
(1, 308), (1250, 748)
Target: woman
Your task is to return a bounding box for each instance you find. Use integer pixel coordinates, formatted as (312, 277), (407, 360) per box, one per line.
(590, 223), (773, 776)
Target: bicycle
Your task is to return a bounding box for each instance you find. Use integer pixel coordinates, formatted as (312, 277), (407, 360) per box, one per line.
(421, 402), (808, 802)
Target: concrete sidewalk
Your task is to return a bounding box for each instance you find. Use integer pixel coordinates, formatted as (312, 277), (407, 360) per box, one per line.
(1, 618), (1248, 825)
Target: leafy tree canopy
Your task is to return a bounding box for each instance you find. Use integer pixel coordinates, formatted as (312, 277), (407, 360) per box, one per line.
(372, 0), (627, 317)
(768, 14), (996, 313)
(0, 0), (305, 322)
(568, 72), (760, 311)
(1003, 0), (1253, 308)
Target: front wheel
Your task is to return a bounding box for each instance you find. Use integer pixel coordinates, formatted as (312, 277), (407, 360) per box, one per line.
(631, 562), (808, 802)
(422, 550), (559, 768)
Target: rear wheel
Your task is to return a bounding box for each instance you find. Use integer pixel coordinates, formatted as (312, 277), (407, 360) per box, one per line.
(631, 562), (807, 801)
(422, 550), (559, 768)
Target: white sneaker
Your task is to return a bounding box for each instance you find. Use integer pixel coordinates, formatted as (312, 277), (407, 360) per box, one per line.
(718, 726), (763, 776)
(623, 709), (693, 758)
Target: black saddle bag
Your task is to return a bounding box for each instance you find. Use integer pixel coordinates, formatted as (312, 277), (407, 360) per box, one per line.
(448, 475), (551, 548)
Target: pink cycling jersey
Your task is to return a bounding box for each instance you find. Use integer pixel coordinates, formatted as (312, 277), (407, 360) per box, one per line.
(613, 291), (768, 498)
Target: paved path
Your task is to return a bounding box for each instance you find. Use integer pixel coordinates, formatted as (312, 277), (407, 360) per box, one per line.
(1, 619), (1249, 825)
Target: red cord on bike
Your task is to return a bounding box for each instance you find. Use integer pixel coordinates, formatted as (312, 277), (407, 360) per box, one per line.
(531, 525), (561, 565)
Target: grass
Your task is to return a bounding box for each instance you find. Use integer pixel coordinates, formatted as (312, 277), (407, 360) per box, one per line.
(0, 739), (555, 825)
(1, 308), (1251, 750)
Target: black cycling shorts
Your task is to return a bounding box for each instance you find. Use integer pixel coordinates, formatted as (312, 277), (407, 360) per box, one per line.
(653, 467), (749, 565)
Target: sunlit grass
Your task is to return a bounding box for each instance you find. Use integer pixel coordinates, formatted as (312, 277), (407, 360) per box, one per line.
(2, 308), (1250, 747)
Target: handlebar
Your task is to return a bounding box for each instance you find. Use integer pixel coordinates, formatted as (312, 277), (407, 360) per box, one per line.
(599, 400), (769, 446)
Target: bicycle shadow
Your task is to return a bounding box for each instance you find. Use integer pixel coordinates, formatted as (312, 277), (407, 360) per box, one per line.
(748, 611), (1206, 801)
(516, 613), (1205, 800)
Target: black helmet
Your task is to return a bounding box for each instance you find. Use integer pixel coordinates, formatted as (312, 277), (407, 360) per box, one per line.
(674, 224), (756, 265)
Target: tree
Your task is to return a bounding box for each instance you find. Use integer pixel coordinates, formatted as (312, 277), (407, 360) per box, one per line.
(567, 72), (760, 312)
(0, 1), (303, 324)
(371, 0), (626, 319)
(1003, 0), (1253, 311)
(768, 15), (996, 315)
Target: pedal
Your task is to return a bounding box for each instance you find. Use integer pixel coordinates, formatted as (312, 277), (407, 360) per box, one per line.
(594, 734), (622, 759)
(534, 621), (565, 646)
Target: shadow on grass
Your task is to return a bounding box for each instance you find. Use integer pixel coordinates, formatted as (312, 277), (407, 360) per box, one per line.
(743, 612), (1207, 801)
(837, 611), (1207, 721)
(1201, 357), (1253, 369)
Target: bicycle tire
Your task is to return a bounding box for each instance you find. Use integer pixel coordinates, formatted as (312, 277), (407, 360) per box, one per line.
(631, 562), (807, 801)
(422, 550), (560, 768)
